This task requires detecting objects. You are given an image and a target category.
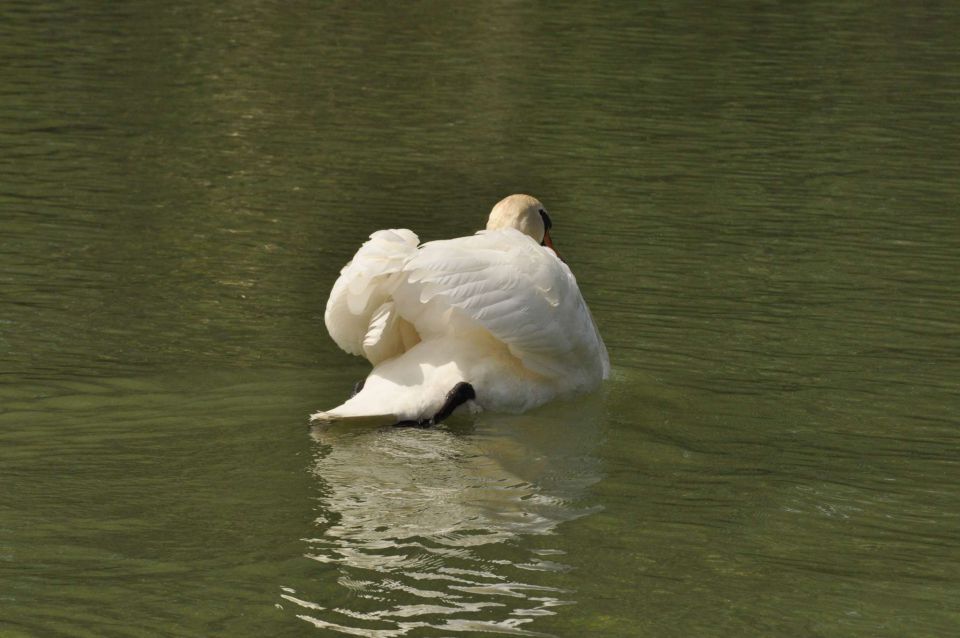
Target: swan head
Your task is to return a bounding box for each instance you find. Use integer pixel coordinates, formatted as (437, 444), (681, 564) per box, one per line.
(485, 194), (556, 250)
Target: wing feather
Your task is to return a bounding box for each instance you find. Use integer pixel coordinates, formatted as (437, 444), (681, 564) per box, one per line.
(394, 228), (609, 383)
(324, 229), (419, 356)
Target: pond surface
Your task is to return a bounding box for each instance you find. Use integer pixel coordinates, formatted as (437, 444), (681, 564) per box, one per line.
(2, 2), (959, 636)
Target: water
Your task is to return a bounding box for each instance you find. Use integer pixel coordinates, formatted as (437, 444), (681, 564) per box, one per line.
(2, 1), (959, 636)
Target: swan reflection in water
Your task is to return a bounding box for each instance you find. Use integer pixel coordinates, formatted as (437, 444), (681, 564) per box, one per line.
(286, 400), (603, 637)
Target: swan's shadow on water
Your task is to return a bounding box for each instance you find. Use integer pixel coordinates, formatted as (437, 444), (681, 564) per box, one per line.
(285, 396), (604, 637)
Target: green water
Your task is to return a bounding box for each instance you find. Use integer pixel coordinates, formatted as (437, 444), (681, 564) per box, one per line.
(3, 2), (959, 636)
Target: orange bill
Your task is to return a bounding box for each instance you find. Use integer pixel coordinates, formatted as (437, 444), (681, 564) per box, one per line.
(542, 229), (564, 262)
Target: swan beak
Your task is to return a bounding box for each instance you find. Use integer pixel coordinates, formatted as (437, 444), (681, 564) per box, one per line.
(542, 229), (555, 250)
(542, 230), (564, 262)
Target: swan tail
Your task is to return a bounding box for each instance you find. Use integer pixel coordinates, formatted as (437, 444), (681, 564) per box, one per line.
(312, 336), (485, 426)
(309, 380), (428, 426)
(309, 408), (397, 426)
(310, 376), (408, 425)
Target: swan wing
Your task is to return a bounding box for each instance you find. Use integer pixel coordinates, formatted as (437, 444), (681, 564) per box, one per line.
(396, 228), (610, 385)
(324, 229), (420, 362)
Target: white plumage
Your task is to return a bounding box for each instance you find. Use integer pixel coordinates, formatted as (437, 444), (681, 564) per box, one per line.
(312, 194), (609, 425)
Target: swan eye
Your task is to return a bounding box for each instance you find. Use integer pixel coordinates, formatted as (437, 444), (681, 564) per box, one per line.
(539, 209), (552, 231)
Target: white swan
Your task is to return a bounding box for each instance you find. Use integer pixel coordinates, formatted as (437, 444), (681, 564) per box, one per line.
(311, 194), (609, 426)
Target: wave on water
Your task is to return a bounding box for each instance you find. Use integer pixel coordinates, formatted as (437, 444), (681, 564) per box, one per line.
(285, 410), (602, 637)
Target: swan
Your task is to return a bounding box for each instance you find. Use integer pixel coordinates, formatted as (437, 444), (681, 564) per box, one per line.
(311, 194), (609, 426)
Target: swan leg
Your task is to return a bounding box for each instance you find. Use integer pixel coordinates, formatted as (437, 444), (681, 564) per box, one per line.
(431, 382), (476, 425)
(393, 382), (476, 428)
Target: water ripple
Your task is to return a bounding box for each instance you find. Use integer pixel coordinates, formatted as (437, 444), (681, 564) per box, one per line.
(289, 406), (602, 636)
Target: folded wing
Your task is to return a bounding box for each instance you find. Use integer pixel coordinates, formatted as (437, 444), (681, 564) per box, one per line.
(324, 229), (421, 364)
(395, 229), (609, 386)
